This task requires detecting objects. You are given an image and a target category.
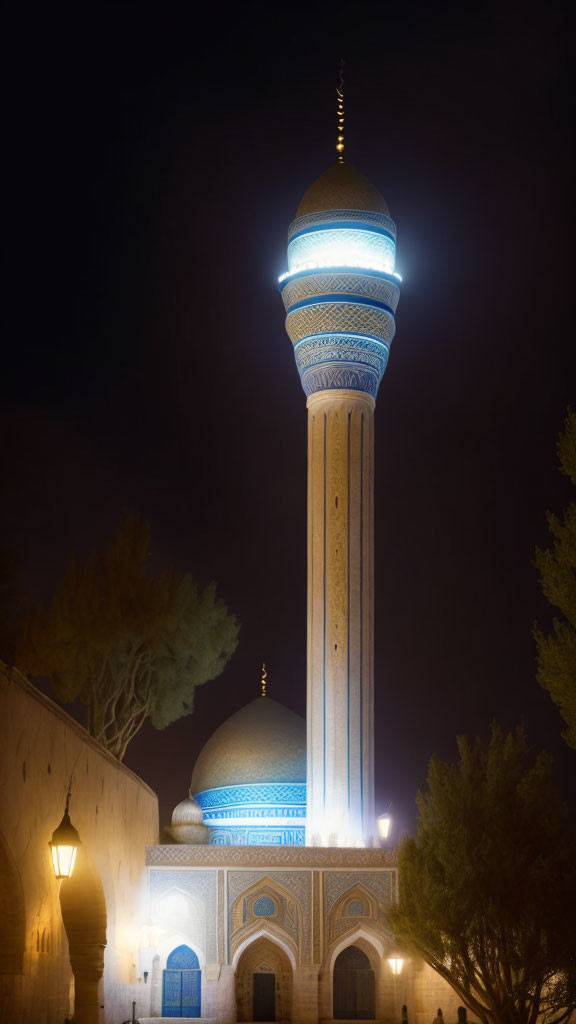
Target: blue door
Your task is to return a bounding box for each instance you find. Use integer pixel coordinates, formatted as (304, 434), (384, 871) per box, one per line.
(162, 945), (201, 1018)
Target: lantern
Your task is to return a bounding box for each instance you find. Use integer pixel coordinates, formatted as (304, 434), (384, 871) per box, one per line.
(49, 801), (80, 879)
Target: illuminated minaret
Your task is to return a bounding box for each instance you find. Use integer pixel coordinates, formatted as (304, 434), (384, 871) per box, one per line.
(279, 79), (400, 846)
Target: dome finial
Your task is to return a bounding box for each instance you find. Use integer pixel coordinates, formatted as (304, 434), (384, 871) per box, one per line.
(260, 663), (268, 697)
(336, 58), (345, 163)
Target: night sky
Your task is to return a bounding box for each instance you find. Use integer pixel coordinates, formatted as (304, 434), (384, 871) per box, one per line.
(4, 3), (574, 834)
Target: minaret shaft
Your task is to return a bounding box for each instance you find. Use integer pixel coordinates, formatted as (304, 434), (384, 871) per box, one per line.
(306, 390), (375, 846)
(280, 159), (400, 849)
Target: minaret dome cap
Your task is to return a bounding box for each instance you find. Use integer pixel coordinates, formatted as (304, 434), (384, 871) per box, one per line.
(296, 160), (389, 217)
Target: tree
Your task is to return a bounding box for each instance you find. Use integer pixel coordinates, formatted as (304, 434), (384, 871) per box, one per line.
(534, 408), (576, 748)
(16, 515), (239, 760)
(388, 725), (576, 1024)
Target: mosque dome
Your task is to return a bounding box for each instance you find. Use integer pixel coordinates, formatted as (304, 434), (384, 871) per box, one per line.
(191, 697), (306, 846)
(172, 794), (204, 826)
(168, 792), (209, 845)
(296, 160), (390, 217)
(191, 697), (305, 793)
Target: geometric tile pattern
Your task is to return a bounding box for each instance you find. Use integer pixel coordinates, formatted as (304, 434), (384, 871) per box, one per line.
(195, 783), (306, 846)
(295, 335), (390, 373)
(323, 871), (394, 915)
(302, 366), (380, 399)
(285, 302), (396, 346)
(208, 826), (305, 846)
(228, 870), (312, 961)
(281, 271), (400, 313)
(146, 846), (397, 868)
(288, 209), (396, 242)
(196, 783), (307, 809)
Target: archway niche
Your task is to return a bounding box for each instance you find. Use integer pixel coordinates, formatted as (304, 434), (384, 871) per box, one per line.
(333, 945), (375, 1020)
(59, 848), (107, 1024)
(162, 944), (201, 1018)
(236, 936), (293, 1024)
(0, 831), (25, 1021)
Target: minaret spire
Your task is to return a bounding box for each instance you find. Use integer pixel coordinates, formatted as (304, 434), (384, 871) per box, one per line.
(336, 58), (345, 162)
(260, 663), (268, 698)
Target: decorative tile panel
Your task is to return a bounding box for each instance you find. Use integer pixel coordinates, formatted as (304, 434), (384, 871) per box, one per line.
(146, 846), (397, 868)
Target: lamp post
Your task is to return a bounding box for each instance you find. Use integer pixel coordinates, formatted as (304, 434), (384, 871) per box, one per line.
(49, 792), (81, 879)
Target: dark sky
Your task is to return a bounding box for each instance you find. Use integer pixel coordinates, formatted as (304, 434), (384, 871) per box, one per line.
(4, 3), (574, 834)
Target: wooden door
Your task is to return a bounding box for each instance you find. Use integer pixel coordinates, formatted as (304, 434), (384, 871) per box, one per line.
(333, 946), (375, 1020)
(253, 972), (276, 1021)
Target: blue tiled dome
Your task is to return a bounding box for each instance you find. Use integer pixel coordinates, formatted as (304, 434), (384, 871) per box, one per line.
(190, 697), (306, 846)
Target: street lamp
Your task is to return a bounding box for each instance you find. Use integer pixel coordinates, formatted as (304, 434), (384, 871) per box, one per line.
(377, 812), (391, 844)
(49, 793), (81, 879)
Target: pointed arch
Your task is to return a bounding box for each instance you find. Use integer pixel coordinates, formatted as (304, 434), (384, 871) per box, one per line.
(153, 885), (206, 956)
(156, 930), (205, 970)
(328, 881), (392, 947)
(232, 924), (298, 971)
(235, 933), (294, 1024)
(230, 875), (303, 964)
(327, 925), (386, 973)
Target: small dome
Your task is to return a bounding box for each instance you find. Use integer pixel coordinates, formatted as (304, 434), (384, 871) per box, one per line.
(172, 793), (204, 827)
(191, 697), (305, 795)
(296, 161), (389, 217)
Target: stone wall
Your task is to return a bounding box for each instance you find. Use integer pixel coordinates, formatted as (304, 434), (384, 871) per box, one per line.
(0, 664), (159, 1024)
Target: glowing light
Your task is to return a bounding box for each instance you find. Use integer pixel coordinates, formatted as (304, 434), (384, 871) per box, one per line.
(49, 798), (81, 879)
(388, 958), (404, 975)
(377, 813), (391, 840)
(288, 226), (395, 274)
(278, 262), (402, 284)
(51, 843), (77, 879)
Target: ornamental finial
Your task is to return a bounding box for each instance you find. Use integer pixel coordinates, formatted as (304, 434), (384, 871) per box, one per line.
(260, 663), (268, 697)
(336, 58), (345, 162)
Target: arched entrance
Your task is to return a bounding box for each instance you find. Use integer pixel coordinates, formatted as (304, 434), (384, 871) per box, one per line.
(333, 945), (375, 1020)
(59, 848), (107, 1024)
(236, 936), (293, 1024)
(162, 944), (201, 1018)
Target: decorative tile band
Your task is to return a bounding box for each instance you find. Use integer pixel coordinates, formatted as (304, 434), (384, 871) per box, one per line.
(146, 846), (398, 867)
(280, 270), (400, 313)
(195, 783), (306, 810)
(288, 209), (396, 242)
(208, 827), (306, 846)
(285, 302), (395, 347)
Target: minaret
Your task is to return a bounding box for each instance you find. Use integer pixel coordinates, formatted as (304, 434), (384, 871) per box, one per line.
(279, 88), (400, 847)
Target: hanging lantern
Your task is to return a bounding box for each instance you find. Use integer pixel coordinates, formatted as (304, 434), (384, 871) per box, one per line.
(49, 800), (81, 879)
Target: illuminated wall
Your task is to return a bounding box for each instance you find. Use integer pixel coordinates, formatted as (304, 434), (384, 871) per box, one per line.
(0, 664), (158, 1023)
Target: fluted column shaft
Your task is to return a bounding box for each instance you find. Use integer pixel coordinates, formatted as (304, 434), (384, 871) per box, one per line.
(306, 389), (375, 847)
